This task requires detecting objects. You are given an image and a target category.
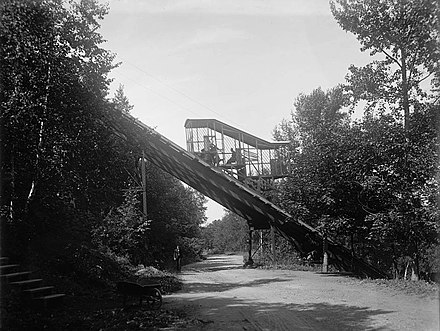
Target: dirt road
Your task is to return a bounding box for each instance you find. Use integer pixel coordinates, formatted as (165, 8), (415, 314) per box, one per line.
(166, 254), (439, 330)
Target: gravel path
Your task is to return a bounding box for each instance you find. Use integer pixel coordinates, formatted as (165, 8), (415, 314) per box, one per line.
(166, 254), (439, 330)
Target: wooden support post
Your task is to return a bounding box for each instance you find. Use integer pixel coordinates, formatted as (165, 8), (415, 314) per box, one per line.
(259, 230), (263, 260)
(248, 227), (254, 265)
(271, 225), (276, 265)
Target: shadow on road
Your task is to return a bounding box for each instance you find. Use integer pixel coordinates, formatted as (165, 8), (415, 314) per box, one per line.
(315, 271), (357, 278)
(170, 255), (399, 330)
(184, 255), (243, 272)
(175, 294), (394, 330)
(183, 277), (292, 294)
(186, 265), (243, 273)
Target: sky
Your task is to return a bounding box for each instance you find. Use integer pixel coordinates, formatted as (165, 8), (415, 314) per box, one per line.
(98, 0), (374, 223)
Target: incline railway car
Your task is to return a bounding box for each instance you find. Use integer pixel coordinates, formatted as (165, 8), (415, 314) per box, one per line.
(184, 119), (290, 191)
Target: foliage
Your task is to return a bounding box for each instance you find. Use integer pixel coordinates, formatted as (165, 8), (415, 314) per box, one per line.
(330, 0), (440, 129)
(112, 84), (134, 113)
(0, 5), (204, 330)
(3, 245), (184, 330)
(49, 244), (133, 288)
(274, 87), (439, 278)
(92, 135), (207, 270)
(176, 236), (205, 263)
(92, 189), (151, 265)
(1, 0), (207, 288)
(3, 306), (186, 331)
(140, 165), (207, 268)
(0, 0), (130, 248)
(202, 211), (248, 253)
(269, 0), (440, 279)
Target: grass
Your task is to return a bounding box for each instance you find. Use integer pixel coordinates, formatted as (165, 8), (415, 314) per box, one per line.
(256, 257), (439, 299)
(362, 278), (439, 299)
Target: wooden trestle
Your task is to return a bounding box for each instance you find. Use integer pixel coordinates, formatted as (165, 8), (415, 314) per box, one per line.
(106, 111), (388, 279)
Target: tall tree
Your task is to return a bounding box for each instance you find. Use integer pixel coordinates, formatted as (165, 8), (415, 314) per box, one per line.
(330, 0), (440, 278)
(293, 86), (349, 141)
(330, 0), (440, 131)
(0, 0), (208, 273)
(113, 84), (134, 113)
(275, 87), (353, 229)
(0, 0), (133, 261)
(1, 0), (117, 217)
(274, 85), (439, 277)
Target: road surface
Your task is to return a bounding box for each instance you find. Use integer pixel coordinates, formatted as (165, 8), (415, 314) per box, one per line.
(166, 254), (439, 330)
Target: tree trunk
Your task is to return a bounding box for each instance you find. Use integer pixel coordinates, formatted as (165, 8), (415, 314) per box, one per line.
(412, 242), (420, 281)
(404, 261), (410, 280)
(8, 147), (16, 219)
(25, 65), (51, 211)
(350, 233), (355, 272)
(401, 47), (410, 133)
(26, 119), (44, 208)
(392, 243), (399, 279)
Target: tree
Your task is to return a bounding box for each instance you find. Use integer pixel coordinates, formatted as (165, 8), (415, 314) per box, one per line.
(92, 189), (150, 264)
(113, 84), (134, 113)
(275, 87), (353, 228)
(274, 85), (439, 278)
(0, 0), (135, 261)
(138, 165), (207, 267)
(1, 0), (118, 219)
(294, 86), (349, 141)
(329, 0), (440, 279)
(0, 0), (208, 278)
(202, 211), (248, 253)
(330, 0), (440, 131)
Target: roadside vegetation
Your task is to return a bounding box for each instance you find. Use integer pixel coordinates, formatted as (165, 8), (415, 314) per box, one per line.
(272, 0), (440, 282)
(205, 0), (440, 284)
(1, 0), (439, 329)
(1, 0), (203, 329)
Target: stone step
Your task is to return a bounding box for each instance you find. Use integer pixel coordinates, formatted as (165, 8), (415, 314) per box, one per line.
(1, 271), (32, 282)
(23, 286), (54, 298)
(9, 278), (42, 290)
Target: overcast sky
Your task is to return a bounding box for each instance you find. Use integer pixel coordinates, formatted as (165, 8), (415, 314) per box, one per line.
(99, 0), (373, 223)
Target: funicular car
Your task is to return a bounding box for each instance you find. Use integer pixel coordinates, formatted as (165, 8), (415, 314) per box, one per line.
(184, 119), (290, 192)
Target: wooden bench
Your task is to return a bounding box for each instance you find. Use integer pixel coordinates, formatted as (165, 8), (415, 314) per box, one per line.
(116, 281), (162, 309)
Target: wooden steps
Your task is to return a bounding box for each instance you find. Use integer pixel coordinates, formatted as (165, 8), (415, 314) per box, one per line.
(1, 271), (33, 282)
(10, 278), (43, 290)
(0, 264), (20, 271)
(0, 257), (66, 310)
(23, 286), (55, 298)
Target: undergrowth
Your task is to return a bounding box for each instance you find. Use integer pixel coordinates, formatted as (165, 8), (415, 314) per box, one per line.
(1, 244), (184, 330)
